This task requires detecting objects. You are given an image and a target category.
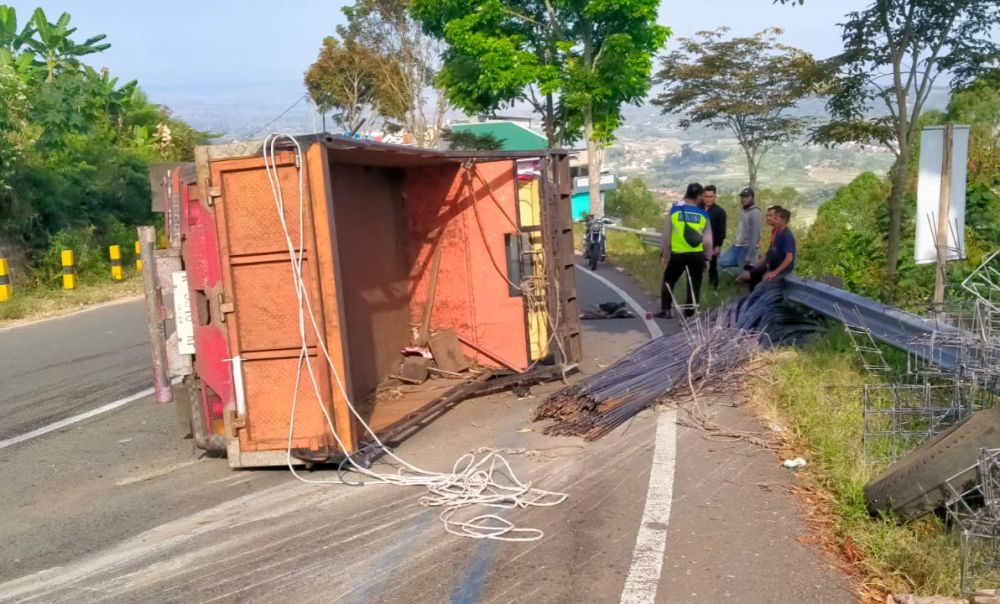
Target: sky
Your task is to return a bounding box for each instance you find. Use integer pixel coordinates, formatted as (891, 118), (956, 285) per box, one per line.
(3, 0), (876, 132)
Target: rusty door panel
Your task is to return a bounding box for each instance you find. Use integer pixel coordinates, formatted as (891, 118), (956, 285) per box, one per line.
(210, 151), (341, 453)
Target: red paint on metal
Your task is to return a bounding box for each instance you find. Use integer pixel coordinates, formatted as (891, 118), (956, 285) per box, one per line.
(178, 171), (234, 434)
(405, 161), (529, 370)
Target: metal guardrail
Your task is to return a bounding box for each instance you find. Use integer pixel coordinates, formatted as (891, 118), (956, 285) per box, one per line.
(604, 224), (962, 370)
(782, 276), (962, 371)
(605, 224), (661, 248)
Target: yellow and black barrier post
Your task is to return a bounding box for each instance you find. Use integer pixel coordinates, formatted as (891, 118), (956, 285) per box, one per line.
(134, 241), (142, 272)
(0, 258), (10, 302)
(110, 245), (123, 281)
(61, 250), (76, 289)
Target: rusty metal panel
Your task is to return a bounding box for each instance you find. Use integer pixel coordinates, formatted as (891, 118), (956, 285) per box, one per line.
(329, 163), (410, 402)
(541, 153), (582, 364)
(229, 258), (319, 352)
(305, 143), (356, 451)
(240, 356), (329, 449)
(217, 166), (304, 257)
(208, 149), (341, 454)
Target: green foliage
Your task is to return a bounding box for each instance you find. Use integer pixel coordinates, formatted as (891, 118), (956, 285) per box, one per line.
(319, 0), (447, 146)
(798, 172), (889, 298)
(798, 69), (1000, 305)
(304, 36), (408, 133)
(604, 178), (662, 229)
(0, 4), (209, 276)
(411, 0), (576, 146)
(440, 128), (505, 150)
(413, 0), (667, 216)
(652, 28), (817, 188)
(813, 0), (1000, 282)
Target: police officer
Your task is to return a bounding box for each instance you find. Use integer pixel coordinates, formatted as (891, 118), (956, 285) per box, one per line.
(658, 183), (714, 318)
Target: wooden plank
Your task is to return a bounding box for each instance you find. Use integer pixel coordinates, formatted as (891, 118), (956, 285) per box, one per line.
(429, 330), (470, 373)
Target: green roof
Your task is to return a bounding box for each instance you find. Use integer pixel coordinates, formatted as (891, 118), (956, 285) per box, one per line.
(450, 122), (548, 151)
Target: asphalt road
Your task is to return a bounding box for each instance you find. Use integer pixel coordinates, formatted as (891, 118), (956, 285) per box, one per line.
(0, 265), (857, 603)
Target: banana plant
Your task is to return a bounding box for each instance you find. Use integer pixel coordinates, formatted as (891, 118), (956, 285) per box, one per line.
(0, 5), (34, 53)
(83, 65), (138, 132)
(22, 8), (110, 82)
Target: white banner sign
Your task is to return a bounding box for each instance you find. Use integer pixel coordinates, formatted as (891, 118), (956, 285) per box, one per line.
(914, 125), (970, 265)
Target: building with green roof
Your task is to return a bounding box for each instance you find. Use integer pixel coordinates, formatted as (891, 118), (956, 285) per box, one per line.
(449, 121), (548, 151)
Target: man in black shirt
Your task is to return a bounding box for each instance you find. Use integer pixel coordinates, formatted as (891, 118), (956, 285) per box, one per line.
(703, 185), (727, 290)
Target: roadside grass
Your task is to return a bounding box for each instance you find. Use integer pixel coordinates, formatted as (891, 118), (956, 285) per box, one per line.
(596, 227), (744, 310)
(747, 332), (962, 600)
(0, 275), (143, 326)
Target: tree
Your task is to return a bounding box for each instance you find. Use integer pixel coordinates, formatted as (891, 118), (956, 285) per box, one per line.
(22, 8), (109, 82)
(604, 178), (663, 228)
(412, 0), (669, 216)
(340, 0), (449, 146)
(813, 0), (1000, 289)
(652, 28), (817, 190)
(304, 36), (404, 133)
(0, 6), (31, 54)
(412, 0), (574, 147)
(440, 128), (505, 150)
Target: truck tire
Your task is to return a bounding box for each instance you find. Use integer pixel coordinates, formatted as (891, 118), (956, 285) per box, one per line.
(864, 407), (1000, 521)
(175, 380), (193, 438)
(184, 375), (226, 457)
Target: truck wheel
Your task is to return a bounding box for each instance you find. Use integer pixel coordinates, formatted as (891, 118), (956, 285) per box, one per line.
(184, 375), (228, 457)
(175, 378), (193, 438)
(184, 375), (207, 444)
(864, 408), (1000, 521)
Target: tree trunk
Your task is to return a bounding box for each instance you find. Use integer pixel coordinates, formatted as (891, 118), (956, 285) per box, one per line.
(545, 92), (556, 148)
(743, 145), (758, 190)
(885, 152), (907, 293)
(584, 107), (602, 217)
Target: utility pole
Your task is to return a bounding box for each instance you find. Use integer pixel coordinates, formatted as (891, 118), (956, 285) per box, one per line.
(933, 124), (954, 315)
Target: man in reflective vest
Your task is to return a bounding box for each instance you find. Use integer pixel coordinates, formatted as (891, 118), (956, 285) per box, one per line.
(658, 183), (714, 318)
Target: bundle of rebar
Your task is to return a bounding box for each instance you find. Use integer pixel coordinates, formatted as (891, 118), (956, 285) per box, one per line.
(534, 284), (823, 440)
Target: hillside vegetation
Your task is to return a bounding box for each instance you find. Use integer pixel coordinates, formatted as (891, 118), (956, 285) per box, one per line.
(0, 6), (211, 287)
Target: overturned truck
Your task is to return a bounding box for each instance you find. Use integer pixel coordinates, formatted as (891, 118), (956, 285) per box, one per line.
(145, 135), (582, 468)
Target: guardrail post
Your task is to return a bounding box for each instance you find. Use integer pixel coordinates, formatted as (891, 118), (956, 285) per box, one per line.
(109, 245), (123, 281)
(139, 226), (173, 404)
(61, 250), (76, 289)
(0, 258), (10, 302)
(134, 241), (142, 272)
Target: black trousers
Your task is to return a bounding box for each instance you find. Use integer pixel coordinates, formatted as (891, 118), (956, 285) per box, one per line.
(708, 254), (719, 289)
(747, 265), (767, 291)
(661, 252), (705, 316)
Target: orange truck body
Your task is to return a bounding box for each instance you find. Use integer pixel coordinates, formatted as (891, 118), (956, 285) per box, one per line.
(151, 136), (581, 468)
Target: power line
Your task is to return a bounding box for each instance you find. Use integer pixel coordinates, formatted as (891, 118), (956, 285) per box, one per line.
(244, 93), (309, 139)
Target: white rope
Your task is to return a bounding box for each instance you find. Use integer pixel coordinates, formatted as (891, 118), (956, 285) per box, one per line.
(259, 133), (567, 541)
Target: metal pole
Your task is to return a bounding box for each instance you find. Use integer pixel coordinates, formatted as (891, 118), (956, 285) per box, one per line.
(138, 226), (173, 404)
(933, 124), (954, 315)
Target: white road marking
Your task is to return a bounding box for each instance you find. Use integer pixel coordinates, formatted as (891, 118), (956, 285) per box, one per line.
(574, 265), (678, 603)
(0, 387), (153, 450)
(619, 408), (678, 604)
(576, 265), (663, 338)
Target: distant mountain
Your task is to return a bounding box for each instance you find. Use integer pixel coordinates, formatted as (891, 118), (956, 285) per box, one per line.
(150, 81), (940, 205)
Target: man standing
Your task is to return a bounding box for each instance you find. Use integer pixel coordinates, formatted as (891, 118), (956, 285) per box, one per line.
(739, 206), (796, 291)
(658, 183), (713, 318)
(703, 185), (726, 290)
(719, 188), (762, 272)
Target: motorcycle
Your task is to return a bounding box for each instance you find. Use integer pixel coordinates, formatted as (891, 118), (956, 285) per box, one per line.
(582, 217), (607, 271)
